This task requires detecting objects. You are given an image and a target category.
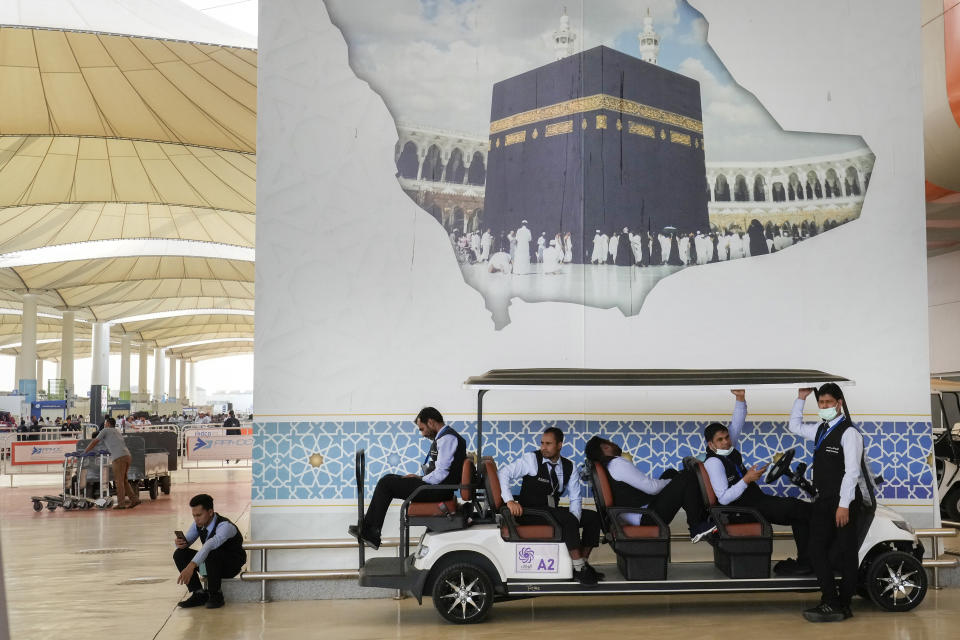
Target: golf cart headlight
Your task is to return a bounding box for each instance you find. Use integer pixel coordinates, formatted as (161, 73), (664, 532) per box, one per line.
(892, 520), (914, 534)
(416, 545), (430, 559)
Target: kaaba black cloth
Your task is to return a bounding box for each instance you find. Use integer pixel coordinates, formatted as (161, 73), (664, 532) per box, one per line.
(484, 46), (708, 264)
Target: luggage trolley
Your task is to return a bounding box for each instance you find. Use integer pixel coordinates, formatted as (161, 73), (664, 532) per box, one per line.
(30, 450), (113, 512)
(355, 368), (928, 624)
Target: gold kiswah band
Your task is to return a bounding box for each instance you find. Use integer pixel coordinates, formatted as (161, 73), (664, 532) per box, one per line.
(489, 93), (704, 135)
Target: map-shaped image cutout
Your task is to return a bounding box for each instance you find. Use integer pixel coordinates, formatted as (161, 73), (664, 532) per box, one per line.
(326, 0), (874, 329)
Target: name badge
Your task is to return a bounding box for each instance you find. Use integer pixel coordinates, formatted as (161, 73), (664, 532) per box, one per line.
(547, 495), (556, 508)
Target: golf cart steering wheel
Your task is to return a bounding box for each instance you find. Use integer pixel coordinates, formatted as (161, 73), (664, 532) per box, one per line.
(764, 448), (796, 484)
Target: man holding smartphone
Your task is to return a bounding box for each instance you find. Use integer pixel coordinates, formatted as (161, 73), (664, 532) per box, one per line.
(173, 493), (246, 609)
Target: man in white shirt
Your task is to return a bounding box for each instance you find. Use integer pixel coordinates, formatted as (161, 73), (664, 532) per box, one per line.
(788, 384), (873, 623)
(497, 427), (603, 585)
(348, 407), (466, 550)
(585, 436), (717, 542)
(174, 493), (245, 609)
(703, 390), (812, 576)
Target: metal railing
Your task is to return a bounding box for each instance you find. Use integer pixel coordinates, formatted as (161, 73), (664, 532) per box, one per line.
(239, 528), (960, 601)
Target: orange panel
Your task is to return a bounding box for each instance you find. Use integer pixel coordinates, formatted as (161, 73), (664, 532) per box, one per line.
(945, 0), (960, 126)
(926, 179), (958, 201)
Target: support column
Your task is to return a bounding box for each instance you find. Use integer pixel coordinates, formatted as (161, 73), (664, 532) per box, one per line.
(90, 322), (109, 386)
(119, 335), (131, 402)
(168, 354), (177, 399)
(179, 358), (187, 403)
(36, 359), (43, 395)
(154, 347), (165, 401)
(18, 293), (38, 402)
(60, 310), (74, 398)
(138, 343), (149, 401)
(189, 362), (196, 405)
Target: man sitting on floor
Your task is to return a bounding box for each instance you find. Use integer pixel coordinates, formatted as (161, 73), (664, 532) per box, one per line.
(174, 493), (246, 609)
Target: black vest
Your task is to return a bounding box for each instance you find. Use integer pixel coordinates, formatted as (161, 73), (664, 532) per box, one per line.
(199, 513), (245, 564)
(704, 447), (747, 486)
(812, 419), (874, 506)
(518, 451), (573, 508)
(602, 457), (654, 507)
(422, 425), (467, 486)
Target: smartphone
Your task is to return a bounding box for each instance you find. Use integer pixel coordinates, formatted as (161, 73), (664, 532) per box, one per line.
(175, 530), (186, 540)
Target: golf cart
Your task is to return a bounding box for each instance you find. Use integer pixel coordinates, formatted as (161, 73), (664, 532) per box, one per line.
(356, 369), (927, 623)
(933, 391), (960, 519)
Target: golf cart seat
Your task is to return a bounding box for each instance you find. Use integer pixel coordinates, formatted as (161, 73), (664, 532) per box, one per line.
(404, 458), (480, 532)
(480, 458), (562, 542)
(588, 460), (670, 580)
(685, 456), (772, 579)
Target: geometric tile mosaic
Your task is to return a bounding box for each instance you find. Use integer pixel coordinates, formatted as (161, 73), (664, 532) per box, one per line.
(252, 419), (933, 502)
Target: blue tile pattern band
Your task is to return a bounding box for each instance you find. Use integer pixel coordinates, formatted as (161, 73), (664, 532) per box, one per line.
(252, 419), (933, 502)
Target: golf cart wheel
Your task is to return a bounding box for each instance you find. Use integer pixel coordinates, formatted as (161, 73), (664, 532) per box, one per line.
(32, 500), (42, 512)
(160, 476), (171, 495)
(943, 485), (960, 521)
(149, 478), (159, 500)
(865, 550), (927, 611)
(430, 562), (494, 624)
(62, 499), (73, 510)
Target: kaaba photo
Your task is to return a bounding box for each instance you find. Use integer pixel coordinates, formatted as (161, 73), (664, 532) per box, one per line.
(483, 45), (709, 264)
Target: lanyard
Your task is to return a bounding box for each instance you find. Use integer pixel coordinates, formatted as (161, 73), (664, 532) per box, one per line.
(815, 420), (841, 451)
(423, 426), (448, 464)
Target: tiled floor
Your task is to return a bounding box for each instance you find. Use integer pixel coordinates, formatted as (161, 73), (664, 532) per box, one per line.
(2, 474), (959, 640)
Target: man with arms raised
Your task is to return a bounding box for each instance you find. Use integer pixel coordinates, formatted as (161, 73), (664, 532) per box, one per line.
(497, 427), (603, 585)
(703, 389), (812, 576)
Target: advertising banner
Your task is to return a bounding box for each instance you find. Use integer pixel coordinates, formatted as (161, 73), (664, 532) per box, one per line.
(10, 440), (77, 465)
(186, 435), (254, 461)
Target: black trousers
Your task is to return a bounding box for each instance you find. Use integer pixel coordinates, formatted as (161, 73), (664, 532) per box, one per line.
(735, 488), (812, 563)
(173, 546), (245, 593)
(362, 474), (453, 532)
(807, 498), (860, 606)
(519, 507), (602, 551)
(646, 469), (707, 531)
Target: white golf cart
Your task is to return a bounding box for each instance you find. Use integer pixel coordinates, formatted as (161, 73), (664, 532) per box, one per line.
(356, 369), (927, 623)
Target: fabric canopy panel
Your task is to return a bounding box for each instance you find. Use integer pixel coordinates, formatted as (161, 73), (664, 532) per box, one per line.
(166, 341), (253, 362)
(0, 27), (255, 152)
(90, 297), (254, 324)
(0, 203), (254, 254)
(0, 137), (255, 212)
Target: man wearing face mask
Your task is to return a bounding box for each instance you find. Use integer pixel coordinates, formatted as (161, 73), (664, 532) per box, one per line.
(703, 389), (812, 576)
(788, 384), (874, 623)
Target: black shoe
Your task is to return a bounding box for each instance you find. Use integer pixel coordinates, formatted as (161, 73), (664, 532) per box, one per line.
(178, 590), (209, 608)
(802, 602), (848, 622)
(690, 519), (718, 543)
(774, 557), (813, 576)
(573, 563), (599, 586)
(347, 524), (381, 550)
(205, 591), (225, 609)
(586, 562), (605, 581)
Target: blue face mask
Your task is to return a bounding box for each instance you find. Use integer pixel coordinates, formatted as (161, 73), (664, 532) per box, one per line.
(818, 406), (839, 422)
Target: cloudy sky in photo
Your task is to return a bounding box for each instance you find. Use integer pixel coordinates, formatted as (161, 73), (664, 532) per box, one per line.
(325, 0), (866, 162)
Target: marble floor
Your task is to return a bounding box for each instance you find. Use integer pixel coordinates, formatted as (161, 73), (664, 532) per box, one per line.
(2, 474), (959, 640)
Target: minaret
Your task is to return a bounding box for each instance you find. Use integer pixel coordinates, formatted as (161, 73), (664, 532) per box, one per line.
(637, 8), (660, 65)
(553, 7), (576, 60)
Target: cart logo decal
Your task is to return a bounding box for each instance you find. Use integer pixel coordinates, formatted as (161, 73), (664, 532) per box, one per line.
(515, 543), (559, 573)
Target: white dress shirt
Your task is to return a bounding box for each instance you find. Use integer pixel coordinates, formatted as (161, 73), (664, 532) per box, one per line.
(704, 400), (750, 505)
(183, 514), (239, 566)
(789, 397), (863, 508)
(497, 451), (582, 520)
(421, 429), (459, 485)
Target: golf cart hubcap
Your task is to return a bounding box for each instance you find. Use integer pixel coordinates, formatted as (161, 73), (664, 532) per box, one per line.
(877, 561), (920, 603)
(440, 571), (485, 619)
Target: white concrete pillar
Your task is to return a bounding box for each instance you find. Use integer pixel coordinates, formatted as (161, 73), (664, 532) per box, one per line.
(154, 347), (165, 401)
(138, 343), (149, 399)
(36, 359), (44, 394)
(60, 310), (74, 396)
(13, 354), (20, 392)
(168, 354), (177, 399)
(179, 358), (187, 403)
(90, 322), (110, 386)
(119, 335), (131, 401)
(189, 362), (196, 405)
(18, 293), (37, 397)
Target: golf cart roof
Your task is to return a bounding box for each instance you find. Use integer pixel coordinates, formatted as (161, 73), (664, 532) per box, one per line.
(463, 368), (853, 391)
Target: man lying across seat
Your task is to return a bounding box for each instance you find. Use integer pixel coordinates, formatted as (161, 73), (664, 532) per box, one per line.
(349, 407), (465, 549)
(703, 389), (813, 575)
(585, 436), (717, 542)
(497, 427), (604, 585)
